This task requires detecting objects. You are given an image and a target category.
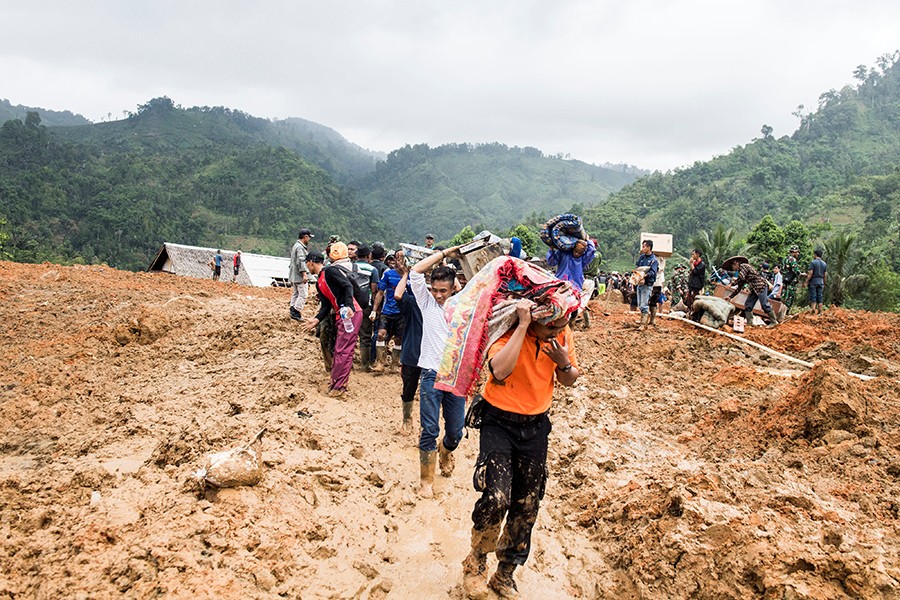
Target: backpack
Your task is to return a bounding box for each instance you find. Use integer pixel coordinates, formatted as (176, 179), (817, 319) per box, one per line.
(336, 264), (371, 311)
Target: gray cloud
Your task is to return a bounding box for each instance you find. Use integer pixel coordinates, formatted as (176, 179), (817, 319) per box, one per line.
(2, 0), (898, 170)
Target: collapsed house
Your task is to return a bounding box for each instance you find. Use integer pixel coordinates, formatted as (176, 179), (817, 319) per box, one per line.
(147, 243), (291, 287)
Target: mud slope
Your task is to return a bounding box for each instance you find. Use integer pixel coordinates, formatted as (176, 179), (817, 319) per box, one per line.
(1, 261), (898, 599)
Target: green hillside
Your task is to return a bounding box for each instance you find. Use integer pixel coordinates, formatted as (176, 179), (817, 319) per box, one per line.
(50, 98), (380, 185)
(357, 142), (640, 241)
(0, 101), (394, 270)
(583, 52), (900, 309)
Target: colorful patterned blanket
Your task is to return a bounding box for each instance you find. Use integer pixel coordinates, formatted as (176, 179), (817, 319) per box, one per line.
(540, 213), (587, 252)
(435, 256), (581, 397)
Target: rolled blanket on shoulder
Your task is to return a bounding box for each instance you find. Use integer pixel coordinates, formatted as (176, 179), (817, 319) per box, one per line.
(539, 213), (587, 252)
(435, 256), (581, 397)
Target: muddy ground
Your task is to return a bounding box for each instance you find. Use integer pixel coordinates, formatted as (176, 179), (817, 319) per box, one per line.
(1, 261), (899, 599)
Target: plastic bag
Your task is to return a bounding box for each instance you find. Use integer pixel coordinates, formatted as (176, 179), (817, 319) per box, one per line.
(195, 429), (266, 488)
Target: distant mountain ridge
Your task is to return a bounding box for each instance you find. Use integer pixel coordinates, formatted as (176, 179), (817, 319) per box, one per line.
(48, 98), (382, 185)
(0, 95), (643, 270)
(0, 98), (91, 127)
(356, 142), (642, 241)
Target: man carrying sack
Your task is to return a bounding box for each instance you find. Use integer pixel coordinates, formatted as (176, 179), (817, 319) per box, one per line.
(439, 257), (581, 598)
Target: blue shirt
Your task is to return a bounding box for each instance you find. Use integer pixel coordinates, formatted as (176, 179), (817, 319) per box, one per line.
(377, 269), (403, 315)
(397, 291), (423, 367)
(214, 254), (223, 267)
(808, 258), (827, 286)
(636, 252), (659, 287)
(545, 240), (596, 290)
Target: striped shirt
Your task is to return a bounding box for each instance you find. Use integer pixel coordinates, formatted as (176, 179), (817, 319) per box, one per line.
(409, 271), (450, 372)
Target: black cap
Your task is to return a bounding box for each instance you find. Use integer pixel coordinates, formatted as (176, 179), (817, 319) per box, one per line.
(299, 228), (314, 238)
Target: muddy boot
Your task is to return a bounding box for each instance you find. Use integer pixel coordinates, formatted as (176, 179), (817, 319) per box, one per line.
(765, 308), (779, 328)
(637, 312), (649, 331)
(370, 343), (386, 374)
(418, 449), (437, 499)
(390, 347), (402, 373)
(744, 307), (755, 326)
(582, 309), (591, 329)
(462, 526), (499, 600)
(438, 442), (455, 477)
(488, 562), (519, 599)
(400, 401), (414, 435)
(649, 306), (658, 326)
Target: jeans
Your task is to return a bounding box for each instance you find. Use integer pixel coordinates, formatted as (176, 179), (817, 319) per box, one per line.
(418, 369), (465, 452)
(809, 284), (824, 304)
(471, 408), (551, 566)
(745, 289), (772, 315)
(636, 284), (653, 314)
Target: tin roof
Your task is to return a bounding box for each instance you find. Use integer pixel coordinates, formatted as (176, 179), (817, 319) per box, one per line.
(148, 243), (290, 287)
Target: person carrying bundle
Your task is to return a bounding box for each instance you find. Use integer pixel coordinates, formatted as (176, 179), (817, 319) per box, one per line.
(433, 256), (582, 598)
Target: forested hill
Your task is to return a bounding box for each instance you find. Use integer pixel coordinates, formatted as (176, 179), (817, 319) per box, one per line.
(51, 98), (381, 185)
(355, 143), (642, 241)
(587, 53), (900, 263)
(0, 99), (91, 127)
(0, 99), (395, 270)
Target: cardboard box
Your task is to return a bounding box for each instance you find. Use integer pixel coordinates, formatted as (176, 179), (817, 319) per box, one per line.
(640, 232), (673, 257)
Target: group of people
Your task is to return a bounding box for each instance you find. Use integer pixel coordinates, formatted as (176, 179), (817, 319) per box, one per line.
(723, 246), (828, 323)
(207, 249), (241, 282)
(284, 228), (582, 598)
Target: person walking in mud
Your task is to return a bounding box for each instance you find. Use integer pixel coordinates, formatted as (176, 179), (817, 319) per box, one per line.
(300, 246), (363, 397)
(232, 250), (241, 283)
(462, 298), (580, 599)
(408, 246), (464, 498)
(393, 268), (424, 437)
(208, 250), (223, 281)
(806, 248), (827, 315)
(724, 256), (779, 328)
(781, 245), (802, 311)
(289, 228), (314, 320)
(634, 239), (658, 331)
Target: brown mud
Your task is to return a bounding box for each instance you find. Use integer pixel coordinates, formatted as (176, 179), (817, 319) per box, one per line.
(1, 261), (899, 598)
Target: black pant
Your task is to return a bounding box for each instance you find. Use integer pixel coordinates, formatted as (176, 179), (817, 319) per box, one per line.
(400, 364), (421, 404)
(471, 407), (551, 566)
(358, 307), (374, 364)
(685, 288), (701, 313)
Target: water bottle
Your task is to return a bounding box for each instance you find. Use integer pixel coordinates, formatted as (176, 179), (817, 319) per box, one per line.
(339, 306), (355, 333)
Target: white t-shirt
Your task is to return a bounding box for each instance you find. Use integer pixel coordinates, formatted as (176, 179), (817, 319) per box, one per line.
(410, 271), (451, 372)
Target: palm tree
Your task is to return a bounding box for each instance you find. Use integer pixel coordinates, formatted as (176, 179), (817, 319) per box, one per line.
(689, 224), (750, 269)
(823, 231), (856, 306)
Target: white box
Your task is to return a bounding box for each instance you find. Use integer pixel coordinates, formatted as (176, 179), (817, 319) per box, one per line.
(640, 232), (673, 257)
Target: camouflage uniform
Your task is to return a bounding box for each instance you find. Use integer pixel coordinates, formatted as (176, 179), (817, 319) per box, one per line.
(670, 267), (688, 306)
(781, 254), (801, 310)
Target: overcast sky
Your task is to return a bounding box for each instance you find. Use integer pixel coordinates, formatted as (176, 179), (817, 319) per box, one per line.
(2, 1), (898, 171)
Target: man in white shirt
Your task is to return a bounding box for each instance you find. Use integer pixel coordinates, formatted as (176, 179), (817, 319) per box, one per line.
(409, 245), (465, 498)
